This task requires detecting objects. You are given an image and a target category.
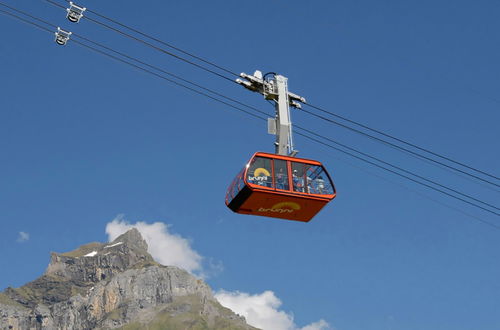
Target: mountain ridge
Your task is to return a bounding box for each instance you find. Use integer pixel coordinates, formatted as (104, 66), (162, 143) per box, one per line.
(0, 229), (257, 330)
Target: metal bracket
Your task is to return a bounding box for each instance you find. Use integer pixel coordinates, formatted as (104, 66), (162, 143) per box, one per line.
(55, 27), (72, 45)
(236, 70), (306, 156)
(66, 1), (86, 23)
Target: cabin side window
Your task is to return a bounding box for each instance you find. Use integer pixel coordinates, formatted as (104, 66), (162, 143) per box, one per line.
(291, 162), (306, 192)
(226, 168), (245, 203)
(274, 159), (289, 191)
(247, 157), (273, 188)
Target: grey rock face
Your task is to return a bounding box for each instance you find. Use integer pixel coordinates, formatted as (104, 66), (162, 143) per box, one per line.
(0, 229), (256, 330)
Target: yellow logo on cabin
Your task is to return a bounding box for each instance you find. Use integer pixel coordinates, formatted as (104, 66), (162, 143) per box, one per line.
(258, 202), (301, 214)
(254, 167), (271, 177)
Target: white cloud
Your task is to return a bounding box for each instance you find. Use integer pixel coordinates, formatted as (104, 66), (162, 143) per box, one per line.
(106, 216), (203, 275)
(215, 290), (332, 330)
(17, 231), (29, 243)
(105, 216), (331, 328)
(301, 320), (332, 330)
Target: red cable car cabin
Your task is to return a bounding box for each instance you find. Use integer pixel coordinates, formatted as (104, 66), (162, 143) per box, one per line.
(225, 152), (336, 222)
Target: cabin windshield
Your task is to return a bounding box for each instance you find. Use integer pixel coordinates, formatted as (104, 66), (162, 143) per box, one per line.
(292, 162), (334, 195)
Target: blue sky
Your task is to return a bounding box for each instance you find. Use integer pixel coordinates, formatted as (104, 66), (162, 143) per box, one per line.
(1, 0), (499, 329)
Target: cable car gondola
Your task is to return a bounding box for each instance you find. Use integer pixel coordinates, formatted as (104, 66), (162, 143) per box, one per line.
(226, 71), (337, 222)
(225, 152), (336, 222)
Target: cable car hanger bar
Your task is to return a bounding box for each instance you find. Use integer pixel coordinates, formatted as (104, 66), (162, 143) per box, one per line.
(237, 70), (306, 156)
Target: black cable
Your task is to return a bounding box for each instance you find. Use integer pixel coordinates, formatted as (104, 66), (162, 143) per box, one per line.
(2, 4), (499, 225)
(0, 1), (56, 28)
(70, 40), (267, 123)
(75, 31), (500, 214)
(54, 36), (500, 217)
(44, 0), (500, 188)
(45, 0), (500, 190)
(44, 0), (238, 84)
(300, 108), (500, 189)
(72, 34), (272, 119)
(293, 124), (500, 213)
(294, 130), (500, 230)
(329, 149), (497, 228)
(57, 0), (240, 78)
(71, 35), (500, 217)
(2, 2), (264, 119)
(304, 102), (500, 182)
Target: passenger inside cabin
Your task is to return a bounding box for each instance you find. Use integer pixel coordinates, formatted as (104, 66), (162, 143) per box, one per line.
(276, 168), (285, 189)
(317, 176), (325, 194)
(292, 169), (304, 192)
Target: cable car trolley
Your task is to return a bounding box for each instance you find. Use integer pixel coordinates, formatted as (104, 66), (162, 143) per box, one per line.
(66, 1), (86, 23)
(226, 71), (337, 222)
(54, 27), (72, 45)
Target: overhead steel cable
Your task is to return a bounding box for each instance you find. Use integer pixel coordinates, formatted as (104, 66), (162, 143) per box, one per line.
(293, 124), (500, 214)
(44, 0), (500, 188)
(300, 107), (500, 189)
(303, 102), (500, 182)
(43, 0), (237, 84)
(59, 35), (500, 211)
(63, 44), (500, 216)
(44, 0), (500, 189)
(73, 40), (268, 123)
(74, 28), (500, 212)
(1, 1), (270, 120)
(0, 1), (55, 29)
(0, 9), (263, 123)
(46, 45), (500, 216)
(293, 130), (500, 230)
(74, 35), (272, 119)
(57, 0), (240, 78)
(1, 4), (499, 226)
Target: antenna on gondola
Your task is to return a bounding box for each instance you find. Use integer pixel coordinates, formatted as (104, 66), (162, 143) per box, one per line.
(237, 71), (306, 156)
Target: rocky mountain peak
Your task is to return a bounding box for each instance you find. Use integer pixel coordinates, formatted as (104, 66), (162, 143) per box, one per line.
(1, 229), (257, 330)
(113, 228), (148, 252)
(44, 229), (156, 285)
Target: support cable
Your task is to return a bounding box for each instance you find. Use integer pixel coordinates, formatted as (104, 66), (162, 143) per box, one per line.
(1, 3), (499, 225)
(44, 0), (500, 187)
(300, 108), (500, 189)
(44, 0), (238, 84)
(294, 130), (500, 230)
(57, 0), (240, 77)
(303, 103), (500, 182)
(65, 34), (500, 212)
(293, 124), (500, 213)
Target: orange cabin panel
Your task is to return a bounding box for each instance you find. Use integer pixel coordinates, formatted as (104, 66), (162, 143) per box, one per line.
(226, 152), (336, 222)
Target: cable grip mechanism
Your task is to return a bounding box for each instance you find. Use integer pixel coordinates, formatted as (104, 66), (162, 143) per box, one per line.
(66, 1), (86, 23)
(54, 27), (71, 45)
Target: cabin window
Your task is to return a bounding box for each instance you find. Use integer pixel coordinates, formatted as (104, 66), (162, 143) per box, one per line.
(291, 162), (306, 192)
(292, 162), (335, 195)
(305, 164), (335, 195)
(247, 157), (273, 188)
(274, 159), (289, 190)
(226, 168), (245, 203)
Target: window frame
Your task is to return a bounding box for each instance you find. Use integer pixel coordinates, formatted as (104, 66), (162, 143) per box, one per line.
(243, 152), (336, 198)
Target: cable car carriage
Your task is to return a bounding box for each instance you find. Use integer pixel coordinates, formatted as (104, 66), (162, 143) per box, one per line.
(226, 152), (336, 222)
(225, 71), (337, 222)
